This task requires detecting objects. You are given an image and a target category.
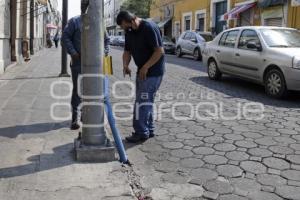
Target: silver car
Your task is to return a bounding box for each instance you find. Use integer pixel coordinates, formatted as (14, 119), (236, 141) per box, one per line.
(202, 26), (300, 98)
(176, 31), (213, 60)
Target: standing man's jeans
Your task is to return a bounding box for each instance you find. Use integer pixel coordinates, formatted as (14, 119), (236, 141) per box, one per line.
(71, 66), (81, 122)
(133, 76), (163, 138)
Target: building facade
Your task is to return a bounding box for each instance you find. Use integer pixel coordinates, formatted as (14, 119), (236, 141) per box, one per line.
(150, 0), (300, 40)
(104, 0), (125, 35)
(0, 0), (60, 74)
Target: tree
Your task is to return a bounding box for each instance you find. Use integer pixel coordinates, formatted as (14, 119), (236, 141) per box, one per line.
(120, 0), (153, 18)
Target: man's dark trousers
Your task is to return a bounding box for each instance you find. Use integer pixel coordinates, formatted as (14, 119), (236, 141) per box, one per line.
(70, 64), (81, 123)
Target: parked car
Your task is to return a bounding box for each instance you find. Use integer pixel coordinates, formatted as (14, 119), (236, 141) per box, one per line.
(162, 36), (176, 54)
(176, 31), (214, 60)
(202, 26), (300, 98)
(108, 35), (116, 45)
(111, 36), (125, 46)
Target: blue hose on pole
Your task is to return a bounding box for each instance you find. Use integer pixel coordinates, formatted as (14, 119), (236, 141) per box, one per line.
(104, 76), (128, 163)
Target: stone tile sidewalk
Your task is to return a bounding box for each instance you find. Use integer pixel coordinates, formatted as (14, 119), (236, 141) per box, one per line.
(0, 48), (134, 200)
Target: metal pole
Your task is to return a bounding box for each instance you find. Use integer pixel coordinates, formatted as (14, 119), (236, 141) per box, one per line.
(75, 0), (115, 162)
(30, 0), (34, 55)
(59, 0), (70, 77)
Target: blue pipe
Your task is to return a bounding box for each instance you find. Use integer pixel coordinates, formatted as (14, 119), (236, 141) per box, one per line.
(104, 76), (128, 163)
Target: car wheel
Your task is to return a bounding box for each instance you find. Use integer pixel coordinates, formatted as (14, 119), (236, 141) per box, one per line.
(193, 48), (202, 61)
(176, 47), (182, 57)
(264, 69), (287, 98)
(208, 59), (222, 80)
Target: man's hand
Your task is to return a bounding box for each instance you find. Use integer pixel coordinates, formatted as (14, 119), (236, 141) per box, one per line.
(123, 66), (132, 78)
(71, 53), (80, 61)
(139, 66), (149, 81)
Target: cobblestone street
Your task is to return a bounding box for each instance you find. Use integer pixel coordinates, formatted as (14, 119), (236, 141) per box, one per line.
(110, 47), (300, 200)
(0, 47), (300, 200)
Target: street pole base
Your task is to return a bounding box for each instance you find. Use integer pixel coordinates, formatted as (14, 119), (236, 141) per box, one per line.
(74, 138), (116, 162)
(59, 73), (71, 77)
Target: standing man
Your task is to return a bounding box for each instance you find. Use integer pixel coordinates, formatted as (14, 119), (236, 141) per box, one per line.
(61, 15), (110, 130)
(116, 11), (165, 143)
(53, 31), (60, 48)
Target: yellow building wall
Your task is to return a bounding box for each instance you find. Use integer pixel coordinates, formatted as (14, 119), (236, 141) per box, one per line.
(288, 2), (300, 29)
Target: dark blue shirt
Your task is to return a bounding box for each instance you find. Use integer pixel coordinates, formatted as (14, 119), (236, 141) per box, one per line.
(125, 20), (165, 77)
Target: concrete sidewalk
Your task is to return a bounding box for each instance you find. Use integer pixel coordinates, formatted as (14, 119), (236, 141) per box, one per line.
(0, 48), (134, 200)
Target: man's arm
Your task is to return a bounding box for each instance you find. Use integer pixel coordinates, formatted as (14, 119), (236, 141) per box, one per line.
(139, 25), (164, 80)
(123, 50), (132, 77)
(104, 31), (110, 56)
(61, 19), (78, 58)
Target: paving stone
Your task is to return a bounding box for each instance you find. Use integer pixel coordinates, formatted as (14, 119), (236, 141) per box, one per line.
(224, 134), (244, 141)
(203, 191), (219, 200)
(217, 165), (243, 178)
(176, 133), (195, 140)
(249, 191), (283, 200)
(241, 132), (263, 139)
(194, 130), (214, 137)
(278, 129), (298, 135)
(170, 149), (193, 158)
(146, 152), (170, 162)
(276, 185), (300, 200)
(215, 151), (226, 156)
(269, 145), (294, 154)
(204, 179), (233, 194)
(180, 158), (204, 168)
(248, 148), (272, 157)
(261, 185), (275, 192)
(257, 174), (287, 186)
(236, 148), (247, 152)
(263, 157), (290, 170)
(287, 155), (300, 165)
(161, 172), (190, 184)
(291, 164), (300, 170)
(235, 140), (257, 148)
(213, 128), (232, 134)
(167, 156), (181, 162)
(228, 160), (240, 166)
(290, 144), (300, 151)
(189, 168), (218, 184)
(273, 136), (297, 145)
(219, 194), (248, 200)
(154, 161), (179, 173)
(225, 151), (249, 161)
(162, 142), (184, 149)
(204, 136), (224, 144)
(244, 172), (255, 179)
(183, 139), (204, 147)
(192, 147), (215, 155)
(240, 161), (267, 174)
(213, 143), (236, 152)
(255, 137), (277, 146)
(281, 170), (300, 181)
(231, 178), (261, 196)
(268, 168), (281, 175)
(203, 155), (228, 165)
(288, 180), (300, 187)
(249, 156), (262, 162)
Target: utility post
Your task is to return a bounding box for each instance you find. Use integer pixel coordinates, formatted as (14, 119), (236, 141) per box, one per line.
(59, 0), (70, 77)
(75, 0), (115, 162)
(30, 0), (34, 55)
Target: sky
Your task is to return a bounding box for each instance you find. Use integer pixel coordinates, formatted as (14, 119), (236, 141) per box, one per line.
(57, 0), (81, 19)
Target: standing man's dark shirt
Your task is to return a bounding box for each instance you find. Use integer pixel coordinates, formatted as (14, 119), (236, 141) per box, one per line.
(125, 20), (165, 77)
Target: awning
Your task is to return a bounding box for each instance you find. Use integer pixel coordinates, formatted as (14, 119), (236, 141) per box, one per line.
(46, 24), (57, 29)
(223, 3), (256, 20)
(257, 0), (285, 8)
(158, 18), (172, 28)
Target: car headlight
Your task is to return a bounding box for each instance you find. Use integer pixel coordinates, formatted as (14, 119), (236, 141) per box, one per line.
(293, 57), (300, 69)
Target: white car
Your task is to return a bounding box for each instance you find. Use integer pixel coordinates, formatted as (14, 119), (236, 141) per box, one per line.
(202, 26), (300, 98)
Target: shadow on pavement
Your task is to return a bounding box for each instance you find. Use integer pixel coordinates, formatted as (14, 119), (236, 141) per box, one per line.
(0, 143), (74, 179)
(190, 76), (300, 108)
(0, 121), (69, 138)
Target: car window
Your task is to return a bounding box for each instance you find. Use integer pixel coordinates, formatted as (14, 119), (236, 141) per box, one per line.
(224, 30), (239, 48)
(190, 33), (197, 41)
(200, 34), (213, 42)
(238, 30), (261, 50)
(219, 32), (229, 46)
(184, 32), (192, 40)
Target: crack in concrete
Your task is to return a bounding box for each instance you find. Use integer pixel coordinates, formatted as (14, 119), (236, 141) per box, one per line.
(121, 165), (153, 200)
